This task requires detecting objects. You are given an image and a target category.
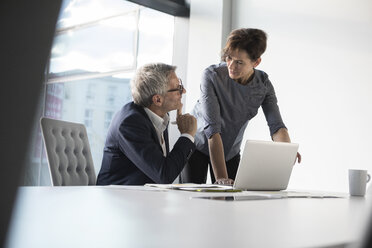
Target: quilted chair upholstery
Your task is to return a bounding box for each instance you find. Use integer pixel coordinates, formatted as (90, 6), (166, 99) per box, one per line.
(40, 117), (96, 186)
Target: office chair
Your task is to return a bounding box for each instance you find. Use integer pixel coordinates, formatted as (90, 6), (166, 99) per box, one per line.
(40, 117), (96, 186)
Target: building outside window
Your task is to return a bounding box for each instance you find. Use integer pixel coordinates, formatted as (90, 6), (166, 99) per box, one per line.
(84, 109), (93, 128)
(106, 85), (117, 106)
(86, 83), (96, 103)
(24, 0), (174, 185)
(104, 111), (114, 130)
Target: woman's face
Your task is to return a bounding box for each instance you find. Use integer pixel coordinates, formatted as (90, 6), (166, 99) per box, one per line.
(226, 49), (261, 84)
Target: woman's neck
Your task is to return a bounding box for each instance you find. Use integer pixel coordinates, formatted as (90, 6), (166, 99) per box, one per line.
(237, 70), (255, 85)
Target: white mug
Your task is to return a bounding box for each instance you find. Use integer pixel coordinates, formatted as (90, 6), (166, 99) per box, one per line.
(348, 169), (371, 196)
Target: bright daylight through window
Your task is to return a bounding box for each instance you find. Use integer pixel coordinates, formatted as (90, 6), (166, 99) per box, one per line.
(23, 0), (174, 185)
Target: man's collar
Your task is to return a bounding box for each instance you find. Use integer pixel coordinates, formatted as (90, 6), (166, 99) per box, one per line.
(144, 107), (169, 132)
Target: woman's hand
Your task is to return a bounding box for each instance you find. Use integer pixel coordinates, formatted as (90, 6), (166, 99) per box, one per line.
(214, 178), (234, 185)
(296, 152), (302, 164)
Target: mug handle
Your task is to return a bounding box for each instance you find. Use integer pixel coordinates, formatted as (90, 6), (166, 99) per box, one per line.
(367, 174), (371, 183)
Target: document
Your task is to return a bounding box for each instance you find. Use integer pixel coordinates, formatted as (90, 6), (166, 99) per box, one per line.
(145, 183), (241, 192)
(278, 190), (344, 198)
(192, 190), (344, 201)
(193, 194), (283, 201)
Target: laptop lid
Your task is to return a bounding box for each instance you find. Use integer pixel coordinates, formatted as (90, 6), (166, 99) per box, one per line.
(233, 140), (299, 191)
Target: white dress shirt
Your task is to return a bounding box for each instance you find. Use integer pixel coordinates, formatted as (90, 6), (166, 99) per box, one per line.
(144, 108), (168, 156)
(144, 108), (194, 157)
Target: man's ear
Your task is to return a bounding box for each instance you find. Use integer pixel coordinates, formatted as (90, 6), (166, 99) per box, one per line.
(152, 94), (163, 106)
(253, 57), (262, 68)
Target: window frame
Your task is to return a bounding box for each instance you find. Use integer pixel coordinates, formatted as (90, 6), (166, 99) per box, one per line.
(45, 7), (141, 85)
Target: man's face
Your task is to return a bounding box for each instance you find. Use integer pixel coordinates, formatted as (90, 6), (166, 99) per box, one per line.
(162, 71), (185, 112)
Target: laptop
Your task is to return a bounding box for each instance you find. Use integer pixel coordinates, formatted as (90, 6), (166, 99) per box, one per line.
(233, 140), (299, 191)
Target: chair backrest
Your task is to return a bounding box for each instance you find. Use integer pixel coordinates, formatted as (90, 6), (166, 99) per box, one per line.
(40, 117), (96, 186)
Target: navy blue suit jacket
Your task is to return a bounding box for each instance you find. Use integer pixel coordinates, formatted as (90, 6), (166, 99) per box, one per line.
(96, 102), (195, 185)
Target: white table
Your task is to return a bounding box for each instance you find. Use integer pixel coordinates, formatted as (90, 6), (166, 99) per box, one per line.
(5, 186), (372, 248)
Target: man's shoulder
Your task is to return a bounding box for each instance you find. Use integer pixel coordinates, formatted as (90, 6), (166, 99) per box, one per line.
(121, 102), (144, 116)
(122, 102), (150, 122)
(122, 101), (139, 112)
(112, 102), (148, 126)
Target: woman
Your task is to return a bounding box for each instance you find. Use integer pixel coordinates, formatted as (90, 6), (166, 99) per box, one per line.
(180, 28), (301, 185)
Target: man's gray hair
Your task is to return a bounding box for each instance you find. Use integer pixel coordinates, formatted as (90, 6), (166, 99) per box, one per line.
(131, 63), (177, 107)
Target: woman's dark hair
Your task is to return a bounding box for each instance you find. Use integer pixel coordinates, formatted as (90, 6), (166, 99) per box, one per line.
(221, 28), (267, 62)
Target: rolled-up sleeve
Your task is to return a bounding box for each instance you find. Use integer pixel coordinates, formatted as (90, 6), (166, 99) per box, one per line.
(199, 70), (222, 139)
(262, 78), (287, 136)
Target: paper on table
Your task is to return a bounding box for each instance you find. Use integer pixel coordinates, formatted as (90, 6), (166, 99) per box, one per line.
(192, 194), (283, 201)
(179, 187), (241, 192)
(251, 190), (344, 199)
(145, 183), (237, 191)
(284, 191), (344, 198)
(192, 190), (344, 201)
(107, 185), (167, 191)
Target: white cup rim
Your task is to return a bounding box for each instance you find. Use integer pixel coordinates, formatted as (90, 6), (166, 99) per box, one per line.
(349, 169), (368, 172)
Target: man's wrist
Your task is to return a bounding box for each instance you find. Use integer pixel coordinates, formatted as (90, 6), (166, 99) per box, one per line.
(180, 133), (194, 143)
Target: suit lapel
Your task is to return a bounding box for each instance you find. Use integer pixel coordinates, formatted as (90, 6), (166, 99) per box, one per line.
(135, 104), (166, 154)
(164, 128), (169, 155)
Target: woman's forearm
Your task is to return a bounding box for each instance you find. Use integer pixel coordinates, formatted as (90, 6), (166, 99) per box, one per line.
(208, 133), (228, 179)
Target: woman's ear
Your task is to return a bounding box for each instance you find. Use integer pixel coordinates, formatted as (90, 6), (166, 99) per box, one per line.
(254, 57), (262, 68)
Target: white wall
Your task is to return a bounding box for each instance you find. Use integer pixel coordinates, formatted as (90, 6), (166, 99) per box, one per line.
(231, 0), (372, 192)
(186, 0), (372, 192)
(185, 0), (232, 113)
(169, 17), (190, 148)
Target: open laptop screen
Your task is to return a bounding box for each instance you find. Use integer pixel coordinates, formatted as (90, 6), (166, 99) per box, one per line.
(233, 140), (299, 191)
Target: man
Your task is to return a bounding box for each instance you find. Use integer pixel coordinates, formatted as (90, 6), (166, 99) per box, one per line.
(97, 63), (197, 185)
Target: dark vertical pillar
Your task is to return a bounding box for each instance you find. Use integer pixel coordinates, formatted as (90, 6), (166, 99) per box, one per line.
(0, 1), (62, 247)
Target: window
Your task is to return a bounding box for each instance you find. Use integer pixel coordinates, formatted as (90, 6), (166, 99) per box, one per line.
(24, 0), (175, 185)
(104, 111), (114, 129)
(86, 84), (95, 102)
(84, 109), (93, 128)
(106, 85), (117, 105)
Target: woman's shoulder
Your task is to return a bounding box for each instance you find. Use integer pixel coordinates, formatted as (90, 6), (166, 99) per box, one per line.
(204, 62), (227, 73)
(253, 69), (272, 86)
(203, 62), (228, 80)
(254, 69), (269, 81)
